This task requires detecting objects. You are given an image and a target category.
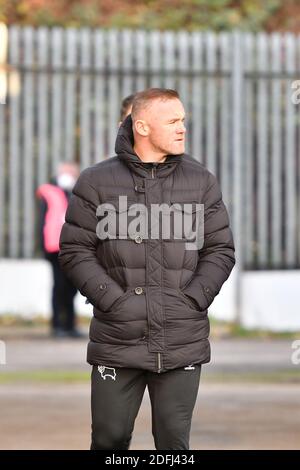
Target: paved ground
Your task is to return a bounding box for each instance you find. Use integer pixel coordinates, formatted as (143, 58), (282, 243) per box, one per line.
(1, 383), (299, 450)
(0, 327), (300, 450)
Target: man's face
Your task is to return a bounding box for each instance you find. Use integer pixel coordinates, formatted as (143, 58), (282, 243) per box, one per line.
(145, 98), (186, 155)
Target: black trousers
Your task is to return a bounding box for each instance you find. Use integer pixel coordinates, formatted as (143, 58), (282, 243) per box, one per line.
(90, 364), (201, 450)
(46, 252), (77, 331)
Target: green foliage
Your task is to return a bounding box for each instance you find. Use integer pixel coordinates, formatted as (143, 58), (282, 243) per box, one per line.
(0, 370), (90, 384)
(1, 368), (300, 384)
(0, 0), (291, 32)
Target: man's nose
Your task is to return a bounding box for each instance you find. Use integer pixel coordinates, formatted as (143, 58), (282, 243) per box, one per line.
(177, 123), (186, 134)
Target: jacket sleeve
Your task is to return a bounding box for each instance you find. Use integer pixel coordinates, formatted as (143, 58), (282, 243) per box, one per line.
(58, 168), (125, 312)
(182, 171), (235, 311)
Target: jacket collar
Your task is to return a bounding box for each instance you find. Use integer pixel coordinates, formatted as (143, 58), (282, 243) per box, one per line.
(115, 114), (184, 178)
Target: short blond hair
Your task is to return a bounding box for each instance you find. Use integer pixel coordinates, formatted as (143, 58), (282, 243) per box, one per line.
(131, 88), (180, 121)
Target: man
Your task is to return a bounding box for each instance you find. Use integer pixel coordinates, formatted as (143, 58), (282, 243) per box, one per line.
(119, 93), (135, 125)
(37, 161), (82, 338)
(59, 88), (235, 449)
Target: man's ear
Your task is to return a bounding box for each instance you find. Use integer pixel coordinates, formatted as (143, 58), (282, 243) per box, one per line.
(134, 119), (149, 137)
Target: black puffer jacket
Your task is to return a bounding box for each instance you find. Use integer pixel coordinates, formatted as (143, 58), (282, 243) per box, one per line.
(59, 115), (235, 373)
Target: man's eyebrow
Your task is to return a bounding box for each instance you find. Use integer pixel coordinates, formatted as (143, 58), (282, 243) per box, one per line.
(167, 116), (186, 122)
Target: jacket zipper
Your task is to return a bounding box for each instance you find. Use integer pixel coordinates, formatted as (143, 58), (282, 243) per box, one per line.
(157, 352), (162, 373)
(151, 162), (161, 373)
(153, 162), (161, 373)
(151, 162), (158, 178)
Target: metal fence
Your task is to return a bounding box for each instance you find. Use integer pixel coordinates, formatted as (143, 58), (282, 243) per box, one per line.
(0, 26), (300, 270)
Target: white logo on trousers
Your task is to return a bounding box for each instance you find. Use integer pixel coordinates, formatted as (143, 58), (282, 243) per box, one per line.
(98, 365), (116, 380)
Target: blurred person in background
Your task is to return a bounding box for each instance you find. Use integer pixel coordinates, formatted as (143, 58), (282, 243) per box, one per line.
(119, 93), (135, 125)
(37, 96), (133, 338)
(36, 96), (133, 338)
(36, 162), (82, 338)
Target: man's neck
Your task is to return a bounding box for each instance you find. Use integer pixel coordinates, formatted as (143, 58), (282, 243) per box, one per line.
(133, 144), (167, 163)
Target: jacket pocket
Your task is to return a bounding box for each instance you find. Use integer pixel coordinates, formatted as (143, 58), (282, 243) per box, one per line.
(179, 290), (199, 310)
(108, 288), (133, 312)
